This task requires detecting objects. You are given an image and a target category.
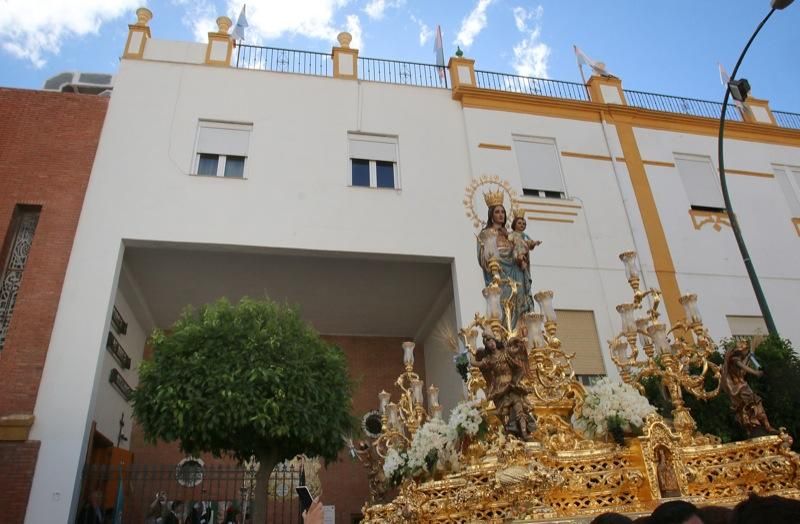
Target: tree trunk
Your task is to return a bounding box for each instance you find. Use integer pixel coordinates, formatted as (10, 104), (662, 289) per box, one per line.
(251, 452), (279, 524)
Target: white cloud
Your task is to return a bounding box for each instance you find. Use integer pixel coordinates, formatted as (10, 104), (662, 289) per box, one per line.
(179, 0), (217, 43)
(345, 14), (363, 51)
(364, 0), (405, 20)
(0, 0), (139, 68)
(455, 0), (494, 49)
(409, 14), (432, 47)
(511, 5), (550, 78)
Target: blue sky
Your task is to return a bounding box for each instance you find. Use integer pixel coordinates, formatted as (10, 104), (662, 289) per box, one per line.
(1, 1), (798, 112)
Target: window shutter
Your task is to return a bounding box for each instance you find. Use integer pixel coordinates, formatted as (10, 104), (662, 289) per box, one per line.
(197, 125), (251, 156)
(513, 138), (564, 193)
(675, 155), (724, 209)
(349, 137), (397, 163)
(554, 310), (606, 375)
(726, 316), (767, 338)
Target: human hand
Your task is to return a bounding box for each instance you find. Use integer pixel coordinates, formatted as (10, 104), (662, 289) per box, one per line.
(302, 497), (323, 524)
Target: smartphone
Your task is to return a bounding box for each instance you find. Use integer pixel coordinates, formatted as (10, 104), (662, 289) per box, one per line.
(295, 486), (313, 511)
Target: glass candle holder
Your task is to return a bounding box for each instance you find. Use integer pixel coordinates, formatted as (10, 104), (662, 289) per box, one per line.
(534, 290), (557, 322)
(616, 303), (637, 334)
(378, 390), (390, 414)
(619, 251), (640, 280)
(402, 341), (415, 367)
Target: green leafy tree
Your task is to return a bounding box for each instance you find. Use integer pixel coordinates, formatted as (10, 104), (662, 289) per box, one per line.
(132, 298), (355, 523)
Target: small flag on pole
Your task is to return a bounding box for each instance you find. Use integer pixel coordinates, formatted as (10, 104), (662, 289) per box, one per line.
(434, 25), (445, 81)
(232, 4), (248, 42)
(573, 45), (608, 76)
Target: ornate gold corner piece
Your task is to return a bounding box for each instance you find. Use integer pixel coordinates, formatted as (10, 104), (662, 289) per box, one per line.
(0, 413), (35, 441)
(689, 209), (731, 231)
(792, 217), (800, 237)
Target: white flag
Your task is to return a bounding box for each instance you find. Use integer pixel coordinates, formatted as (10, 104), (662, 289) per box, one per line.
(573, 45), (609, 76)
(232, 5), (248, 42)
(718, 63), (743, 108)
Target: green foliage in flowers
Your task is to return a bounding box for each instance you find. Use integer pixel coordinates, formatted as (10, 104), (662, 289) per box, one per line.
(132, 298), (356, 522)
(643, 335), (799, 450)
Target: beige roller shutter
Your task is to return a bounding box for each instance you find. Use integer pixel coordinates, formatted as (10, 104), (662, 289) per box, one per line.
(726, 316), (767, 338)
(555, 309), (606, 375)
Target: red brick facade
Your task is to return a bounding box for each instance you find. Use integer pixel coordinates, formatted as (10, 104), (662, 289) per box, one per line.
(0, 88), (108, 523)
(130, 335), (425, 523)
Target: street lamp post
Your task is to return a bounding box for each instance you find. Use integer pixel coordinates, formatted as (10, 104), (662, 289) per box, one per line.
(717, 0), (793, 337)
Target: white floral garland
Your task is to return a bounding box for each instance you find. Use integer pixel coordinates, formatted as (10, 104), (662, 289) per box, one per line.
(573, 377), (656, 438)
(382, 400), (485, 482)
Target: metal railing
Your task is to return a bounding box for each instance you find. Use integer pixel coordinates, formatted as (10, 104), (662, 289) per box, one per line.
(773, 110), (800, 130)
(475, 70), (590, 101)
(624, 89), (744, 122)
(358, 56), (449, 88)
(79, 463), (303, 524)
(234, 44), (332, 77)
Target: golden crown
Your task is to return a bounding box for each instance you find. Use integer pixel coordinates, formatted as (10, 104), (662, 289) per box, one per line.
(511, 207), (526, 219)
(483, 189), (505, 208)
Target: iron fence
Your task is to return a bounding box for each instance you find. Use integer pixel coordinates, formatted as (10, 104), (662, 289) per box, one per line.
(475, 70), (590, 101)
(357, 56), (449, 88)
(623, 89), (744, 122)
(234, 44), (332, 77)
(79, 462), (303, 524)
(773, 110), (800, 130)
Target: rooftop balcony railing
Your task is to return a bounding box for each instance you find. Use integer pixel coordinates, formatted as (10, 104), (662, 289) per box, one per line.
(234, 44), (332, 77)
(624, 89), (744, 121)
(773, 110), (800, 130)
(475, 70), (591, 101)
(358, 56), (449, 88)
(230, 44), (800, 130)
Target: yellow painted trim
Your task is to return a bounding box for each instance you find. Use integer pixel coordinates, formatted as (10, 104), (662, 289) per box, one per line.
(526, 216), (575, 223)
(792, 217), (800, 237)
(0, 414), (35, 441)
(521, 208), (579, 216)
(205, 33), (233, 67)
(453, 86), (800, 147)
(722, 168), (775, 179)
(642, 160), (676, 168)
(478, 143), (512, 150)
(561, 151), (613, 162)
(514, 198), (582, 209)
(614, 119), (684, 326)
(123, 25), (150, 59)
(448, 57), (477, 90)
(688, 209), (731, 231)
(742, 97), (778, 126)
(586, 75), (626, 105)
(332, 47), (359, 79)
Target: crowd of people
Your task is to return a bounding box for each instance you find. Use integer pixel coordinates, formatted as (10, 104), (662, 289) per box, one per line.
(589, 495), (800, 524)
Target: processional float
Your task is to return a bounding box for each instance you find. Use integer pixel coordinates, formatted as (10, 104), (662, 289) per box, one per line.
(356, 176), (800, 523)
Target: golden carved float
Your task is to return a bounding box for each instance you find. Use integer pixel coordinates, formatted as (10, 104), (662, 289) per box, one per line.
(359, 177), (800, 522)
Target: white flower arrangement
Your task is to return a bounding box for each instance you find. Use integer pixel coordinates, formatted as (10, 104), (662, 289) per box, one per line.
(381, 399), (488, 485)
(573, 377), (656, 438)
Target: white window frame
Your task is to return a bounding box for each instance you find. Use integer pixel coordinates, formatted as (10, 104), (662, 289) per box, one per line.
(512, 135), (568, 199)
(674, 153), (724, 211)
(772, 163), (800, 217)
(192, 120), (252, 178)
(347, 133), (400, 189)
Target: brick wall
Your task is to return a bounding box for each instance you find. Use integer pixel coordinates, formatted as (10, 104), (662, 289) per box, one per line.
(0, 88), (107, 524)
(0, 88), (108, 417)
(0, 441), (41, 524)
(129, 335), (424, 523)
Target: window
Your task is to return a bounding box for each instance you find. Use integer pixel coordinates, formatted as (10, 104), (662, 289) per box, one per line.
(554, 310), (606, 376)
(0, 205), (41, 351)
(513, 136), (566, 199)
(675, 154), (724, 211)
(772, 164), (800, 216)
(348, 133), (399, 189)
(727, 315), (767, 343)
(194, 121), (252, 178)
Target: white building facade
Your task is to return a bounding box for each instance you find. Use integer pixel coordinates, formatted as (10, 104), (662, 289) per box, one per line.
(23, 10), (800, 523)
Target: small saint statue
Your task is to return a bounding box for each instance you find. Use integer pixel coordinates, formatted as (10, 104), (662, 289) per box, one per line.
(721, 339), (777, 437)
